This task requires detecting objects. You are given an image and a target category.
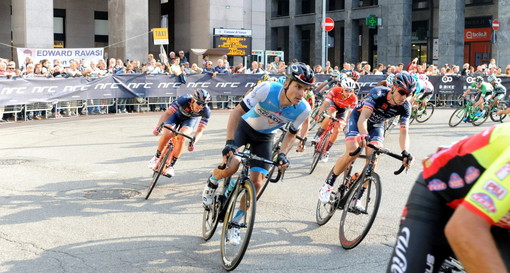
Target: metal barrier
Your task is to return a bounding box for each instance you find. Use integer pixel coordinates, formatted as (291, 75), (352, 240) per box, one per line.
(1, 105), (24, 122)
(147, 97), (174, 111)
(84, 99), (116, 115)
(24, 102), (53, 120)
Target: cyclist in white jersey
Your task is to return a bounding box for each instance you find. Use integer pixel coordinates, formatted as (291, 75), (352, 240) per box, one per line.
(201, 62), (314, 245)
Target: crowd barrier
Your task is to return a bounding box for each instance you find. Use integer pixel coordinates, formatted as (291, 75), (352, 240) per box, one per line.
(0, 74), (508, 121)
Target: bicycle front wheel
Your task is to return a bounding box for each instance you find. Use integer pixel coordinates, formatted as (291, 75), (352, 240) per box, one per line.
(472, 106), (490, 126)
(145, 147), (171, 200)
(220, 178), (256, 271)
(490, 102), (507, 122)
(415, 103), (435, 123)
(339, 173), (381, 249)
(202, 181), (226, 241)
(316, 166), (352, 225)
(448, 107), (467, 127)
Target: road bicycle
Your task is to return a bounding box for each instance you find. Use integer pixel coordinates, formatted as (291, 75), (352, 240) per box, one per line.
(145, 124), (193, 200)
(488, 99), (507, 123)
(201, 145), (282, 271)
(309, 114), (341, 174)
(409, 98), (435, 124)
(316, 143), (405, 249)
(257, 124), (303, 200)
(309, 91), (327, 131)
(448, 97), (490, 127)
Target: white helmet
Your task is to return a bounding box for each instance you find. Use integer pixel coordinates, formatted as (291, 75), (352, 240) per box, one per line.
(341, 78), (358, 91)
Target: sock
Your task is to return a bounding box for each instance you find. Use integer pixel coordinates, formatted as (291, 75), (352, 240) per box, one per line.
(170, 156), (178, 167)
(209, 175), (220, 185)
(326, 141), (334, 152)
(155, 150), (161, 158)
(325, 168), (339, 186)
(233, 210), (245, 223)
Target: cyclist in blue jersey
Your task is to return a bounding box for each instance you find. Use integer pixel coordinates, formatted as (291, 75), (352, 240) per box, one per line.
(201, 62), (314, 245)
(318, 72), (416, 209)
(148, 89), (211, 177)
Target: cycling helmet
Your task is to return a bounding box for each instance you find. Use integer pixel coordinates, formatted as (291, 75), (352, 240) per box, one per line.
(260, 73), (270, 82)
(393, 71), (416, 94)
(192, 89), (211, 104)
(350, 70), (360, 81)
(487, 74), (497, 83)
(386, 74), (395, 86)
(286, 62), (315, 85)
(341, 78), (358, 91)
(475, 76), (484, 84)
(277, 76), (287, 85)
(424, 80), (434, 93)
(330, 70), (341, 78)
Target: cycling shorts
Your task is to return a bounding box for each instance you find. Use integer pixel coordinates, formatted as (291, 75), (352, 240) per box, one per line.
(418, 91), (433, 101)
(328, 104), (348, 121)
(345, 118), (384, 143)
(494, 93), (506, 101)
(233, 119), (273, 175)
(165, 110), (199, 129)
(386, 174), (510, 273)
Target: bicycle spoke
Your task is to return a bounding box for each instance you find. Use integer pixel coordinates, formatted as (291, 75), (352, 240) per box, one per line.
(448, 107), (466, 127)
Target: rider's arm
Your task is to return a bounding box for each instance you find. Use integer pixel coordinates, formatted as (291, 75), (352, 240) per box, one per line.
(225, 104), (245, 141)
(398, 127), (410, 152)
(154, 105), (177, 133)
(317, 99), (331, 116)
(357, 107), (372, 136)
(445, 206), (506, 273)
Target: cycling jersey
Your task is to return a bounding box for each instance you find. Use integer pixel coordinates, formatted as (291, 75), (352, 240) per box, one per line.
(387, 123), (510, 273)
(422, 123), (510, 228)
(168, 94), (211, 128)
(470, 81), (494, 96)
(240, 81), (311, 134)
(493, 82), (507, 95)
(326, 87), (358, 109)
(352, 86), (411, 125)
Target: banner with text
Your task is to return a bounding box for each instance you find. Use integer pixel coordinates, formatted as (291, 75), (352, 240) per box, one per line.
(16, 47), (105, 68)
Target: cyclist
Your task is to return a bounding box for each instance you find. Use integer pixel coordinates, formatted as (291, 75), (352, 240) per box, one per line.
(410, 74), (434, 110)
(497, 93), (510, 117)
(148, 89), (211, 177)
(201, 62), (314, 245)
(386, 123), (510, 273)
(318, 72), (415, 208)
(315, 70), (345, 95)
(462, 76), (494, 116)
(487, 74), (507, 108)
(311, 78), (358, 162)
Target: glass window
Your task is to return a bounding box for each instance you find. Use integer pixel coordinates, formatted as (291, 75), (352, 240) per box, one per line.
(412, 0), (429, 10)
(54, 17), (64, 34)
(296, 0), (315, 15)
(327, 0), (344, 11)
(465, 0), (493, 6)
(272, 0), (289, 17)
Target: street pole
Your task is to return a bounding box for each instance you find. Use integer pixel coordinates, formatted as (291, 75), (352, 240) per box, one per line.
(322, 0), (326, 68)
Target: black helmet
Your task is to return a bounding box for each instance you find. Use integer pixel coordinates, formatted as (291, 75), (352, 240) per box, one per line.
(475, 76), (484, 84)
(192, 89), (211, 104)
(286, 62), (315, 86)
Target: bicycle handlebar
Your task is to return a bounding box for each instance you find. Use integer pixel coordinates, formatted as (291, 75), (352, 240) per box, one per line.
(162, 124), (194, 140)
(235, 151), (286, 182)
(348, 143), (406, 175)
(322, 113), (341, 123)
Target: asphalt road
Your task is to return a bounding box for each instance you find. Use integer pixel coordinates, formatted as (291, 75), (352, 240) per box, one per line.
(0, 107), (497, 273)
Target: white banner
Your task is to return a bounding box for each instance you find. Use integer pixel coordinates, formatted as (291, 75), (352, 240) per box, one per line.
(16, 48), (104, 68)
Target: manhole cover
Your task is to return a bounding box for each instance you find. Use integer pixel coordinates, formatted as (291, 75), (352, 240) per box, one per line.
(0, 159), (31, 165)
(84, 189), (141, 200)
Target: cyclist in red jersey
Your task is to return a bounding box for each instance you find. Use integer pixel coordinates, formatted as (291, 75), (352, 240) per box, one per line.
(311, 78), (358, 162)
(386, 123), (510, 273)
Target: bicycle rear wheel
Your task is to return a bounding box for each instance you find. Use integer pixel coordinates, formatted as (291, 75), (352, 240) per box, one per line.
(448, 107), (467, 127)
(220, 178), (256, 271)
(415, 103), (435, 123)
(472, 106), (490, 126)
(339, 173), (381, 249)
(202, 181), (226, 241)
(490, 102), (507, 122)
(145, 147), (171, 200)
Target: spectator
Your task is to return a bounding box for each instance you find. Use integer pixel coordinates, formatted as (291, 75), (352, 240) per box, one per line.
(313, 64), (324, 74)
(234, 63), (245, 74)
(214, 59), (229, 74)
(107, 58), (116, 74)
(189, 63), (203, 74)
(271, 56), (280, 69)
(113, 59), (126, 74)
(132, 60), (142, 73)
(277, 61), (287, 74)
(203, 61), (216, 76)
(460, 63), (470, 76)
(202, 55), (209, 68)
(222, 55), (230, 68)
(505, 67), (510, 76)
(178, 51), (188, 65)
(40, 59), (51, 77)
(324, 61), (333, 74)
(168, 51), (176, 63)
(182, 62), (191, 74)
(265, 63), (277, 74)
(374, 63), (384, 75)
(245, 61), (263, 74)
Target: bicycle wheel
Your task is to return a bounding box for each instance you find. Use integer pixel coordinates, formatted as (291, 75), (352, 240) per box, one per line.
(490, 102), (507, 122)
(415, 103), (435, 123)
(145, 147), (172, 200)
(220, 178), (256, 271)
(448, 107), (467, 128)
(339, 173), (381, 249)
(308, 107), (321, 131)
(316, 166), (352, 225)
(309, 131), (330, 175)
(499, 102), (508, 122)
(202, 181), (226, 240)
(472, 106), (490, 126)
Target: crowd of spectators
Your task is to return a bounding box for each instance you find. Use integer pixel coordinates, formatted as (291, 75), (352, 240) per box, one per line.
(2, 49), (510, 122)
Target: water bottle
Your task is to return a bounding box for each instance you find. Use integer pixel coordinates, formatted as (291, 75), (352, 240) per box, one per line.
(224, 178), (235, 198)
(347, 172), (360, 188)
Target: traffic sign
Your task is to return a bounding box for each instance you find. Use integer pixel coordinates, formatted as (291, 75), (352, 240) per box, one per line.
(492, 19), (500, 30)
(324, 17), (334, 32)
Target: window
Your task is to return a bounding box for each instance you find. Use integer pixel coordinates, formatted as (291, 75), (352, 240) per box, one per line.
(359, 0), (378, 7)
(54, 9), (65, 48)
(412, 0), (429, 10)
(327, 0), (344, 11)
(272, 0), (289, 17)
(296, 0), (315, 15)
(95, 11), (108, 44)
(465, 0), (493, 6)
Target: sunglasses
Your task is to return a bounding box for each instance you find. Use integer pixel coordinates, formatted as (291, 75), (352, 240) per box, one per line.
(195, 101), (206, 106)
(397, 90), (411, 97)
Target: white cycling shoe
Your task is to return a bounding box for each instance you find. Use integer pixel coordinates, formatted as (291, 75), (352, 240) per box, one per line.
(319, 183), (333, 204)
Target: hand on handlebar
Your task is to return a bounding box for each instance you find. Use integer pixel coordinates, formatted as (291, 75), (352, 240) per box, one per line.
(276, 153), (289, 171)
(356, 134), (369, 148)
(401, 150), (414, 169)
(187, 137), (196, 152)
(222, 140), (237, 158)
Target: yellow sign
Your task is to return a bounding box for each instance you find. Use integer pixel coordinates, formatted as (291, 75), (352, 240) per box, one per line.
(153, 28), (169, 45)
(213, 36), (252, 56)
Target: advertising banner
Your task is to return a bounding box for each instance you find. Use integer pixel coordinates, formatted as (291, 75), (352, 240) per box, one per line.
(16, 48), (105, 68)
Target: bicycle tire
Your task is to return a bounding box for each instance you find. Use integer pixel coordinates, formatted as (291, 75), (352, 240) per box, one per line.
(309, 131), (330, 174)
(415, 103), (435, 123)
(145, 146), (172, 200)
(316, 166), (351, 225)
(448, 107), (467, 127)
(490, 102), (507, 123)
(309, 107), (321, 131)
(202, 180), (226, 241)
(339, 173), (381, 249)
(471, 106), (490, 126)
(220, 178), (256, 271)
